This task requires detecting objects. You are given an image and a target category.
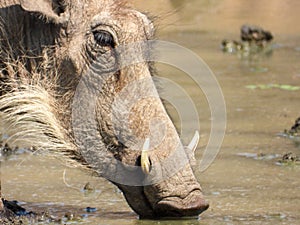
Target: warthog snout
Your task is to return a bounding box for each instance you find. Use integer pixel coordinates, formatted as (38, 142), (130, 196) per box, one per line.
(106, 86), (209, 217)
(144, 164), (209, 218)
(136, 134), (209, 218)
(154, 190), (209, 217)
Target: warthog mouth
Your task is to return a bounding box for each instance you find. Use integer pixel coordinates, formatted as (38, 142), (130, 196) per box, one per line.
(136, 188), (209, 219)
(118, 181), (209, 219)
(153, 189), (209, 218)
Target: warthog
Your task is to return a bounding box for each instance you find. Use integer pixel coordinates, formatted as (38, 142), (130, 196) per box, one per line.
(0, 0), (209, 218)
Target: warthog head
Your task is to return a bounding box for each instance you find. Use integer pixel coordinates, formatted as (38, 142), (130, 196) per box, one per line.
(0, 0), (209, 218)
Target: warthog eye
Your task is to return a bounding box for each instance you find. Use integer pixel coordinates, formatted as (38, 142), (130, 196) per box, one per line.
(93, 30), (115, 47)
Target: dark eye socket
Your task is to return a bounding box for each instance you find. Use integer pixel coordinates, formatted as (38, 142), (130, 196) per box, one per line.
(93, 30), (115, 47)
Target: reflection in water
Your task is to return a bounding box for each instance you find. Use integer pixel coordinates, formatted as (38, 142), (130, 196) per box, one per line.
(2, 0), (300, 224)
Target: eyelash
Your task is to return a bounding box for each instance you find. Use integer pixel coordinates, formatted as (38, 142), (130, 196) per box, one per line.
(93, 30), (115, 47)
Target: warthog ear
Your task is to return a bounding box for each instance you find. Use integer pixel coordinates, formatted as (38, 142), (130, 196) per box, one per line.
(20, 0), (68, 24)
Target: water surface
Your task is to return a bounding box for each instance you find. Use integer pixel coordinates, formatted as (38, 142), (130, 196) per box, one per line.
(2, 0), (300, 224)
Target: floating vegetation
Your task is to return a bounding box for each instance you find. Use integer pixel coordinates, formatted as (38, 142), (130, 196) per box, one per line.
(83, 182), (95, 193)
(0, 199), (86, 224)
(280, 117), (300, 143)
(0, 210), (86, 224)
(221, 24), (274, 59)
(237, 152), (300, 166)
(249, 67), (269, 73)
(59, 212), (85, 224)
(237, 152), (281, 160)
(246, 84), (300, 91)
(0, 143), (15, 157)
(0, 142), (31, 160)
(277, 152), (300, 166)
(2, 199), (34, 217)
(284, 117), (300, 136)
(85, 207), (97, 213)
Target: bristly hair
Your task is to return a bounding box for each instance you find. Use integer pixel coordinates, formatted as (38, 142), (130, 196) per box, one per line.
(0, 49), (87, 168)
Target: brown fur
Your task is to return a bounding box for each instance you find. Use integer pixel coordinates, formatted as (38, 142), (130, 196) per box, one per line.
(0, 0), (208, 218)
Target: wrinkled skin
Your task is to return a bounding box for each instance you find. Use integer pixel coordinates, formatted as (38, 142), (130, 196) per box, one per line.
(0, 0), (209, 218)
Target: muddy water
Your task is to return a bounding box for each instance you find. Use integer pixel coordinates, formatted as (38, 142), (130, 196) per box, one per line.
(1, 0), (300, 224)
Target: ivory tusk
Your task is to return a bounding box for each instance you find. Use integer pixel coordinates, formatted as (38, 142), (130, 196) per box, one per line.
(141, 138), (151, 174)
(187, 130), (200, 152)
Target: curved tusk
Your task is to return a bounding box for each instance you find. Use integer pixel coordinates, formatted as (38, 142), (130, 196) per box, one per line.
(187, 130), (200, 152)
(141, 138), (151, 174)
